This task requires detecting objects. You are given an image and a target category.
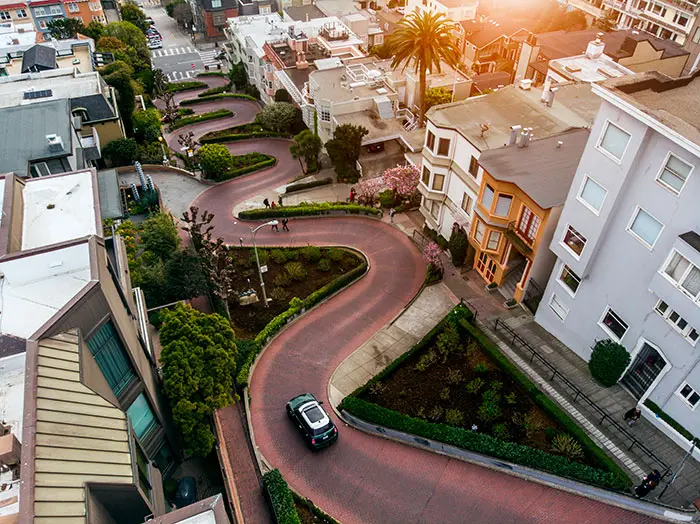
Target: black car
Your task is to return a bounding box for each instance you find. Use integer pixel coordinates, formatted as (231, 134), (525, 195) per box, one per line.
(174, 477), (196, 508)
(286, 393), (338, 450)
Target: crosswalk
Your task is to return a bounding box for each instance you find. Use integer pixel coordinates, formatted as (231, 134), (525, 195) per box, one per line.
(165, 70), (196, 81)
(152, 46), (196, 58)
(198, 49), (222, 69)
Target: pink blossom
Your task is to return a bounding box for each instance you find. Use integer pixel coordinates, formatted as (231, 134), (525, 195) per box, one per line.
(383, 164), (420, 198)
(423, 241), (443, 269)
(355, 177), (386, 204)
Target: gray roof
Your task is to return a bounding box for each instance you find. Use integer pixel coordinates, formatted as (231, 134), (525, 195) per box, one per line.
(285, 4), (326, 21)
(477, 128), (590, 209)
(97, 170), (124, 219)
(21, 45), (57, 73)
(680, 231), (700, 254)
(71, 94), (116, 122)
(0, 99), (72, 177)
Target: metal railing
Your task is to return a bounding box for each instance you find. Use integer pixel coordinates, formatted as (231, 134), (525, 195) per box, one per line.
(412, 229), (429, 250)
(493, 318), (670, 474)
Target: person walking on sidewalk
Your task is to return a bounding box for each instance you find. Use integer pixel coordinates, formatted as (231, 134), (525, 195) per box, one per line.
(263, 198), (270, 208)
(624, 407), (641, 426)
(278, 195), (283, 207)
(389, 207), (396, 223)
(634, 469), (661, 498)
(271, 221), (279, 232)
(282, 218), (289, 231)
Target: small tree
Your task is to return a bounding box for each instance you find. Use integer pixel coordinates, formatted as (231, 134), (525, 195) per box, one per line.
(425, 86), (452, 110)
(178, 131), (199, 159)
(383, 164), (419, 198)
(289, 130), (322, 173)
(423, 241), (443, 282)
(47, 18), (84, 39)
(80, 20), (104, 41)
(152, 68), (169, 98)
(255, 102), (298, 134)
(229, 62), (247, 90)
(120, 2), (150, 33)
(588, 339), (631, 387)
(166, 0), (186, 17)
(448, 225), (469, 266)
(173, 3), (193, 26)
(164, 248), (208, 301)
(102, 138), (138, 166)
(132, 108), (162, 143)
(355, 177), (385, 205)
(199, 237), (236, 318)
(141, 212), (181, 260)
(325, 123), (368, 182)
(181, 206), (215, 252)
(198, 144), (233, 179)
(274, 89), (292, 102)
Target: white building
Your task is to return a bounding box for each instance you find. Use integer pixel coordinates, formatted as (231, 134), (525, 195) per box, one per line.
(406, 0), (478, 23)
(604, 0), (698, 45)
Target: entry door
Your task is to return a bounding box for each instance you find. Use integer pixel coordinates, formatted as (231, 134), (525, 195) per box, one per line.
(620, 342), (667, 399)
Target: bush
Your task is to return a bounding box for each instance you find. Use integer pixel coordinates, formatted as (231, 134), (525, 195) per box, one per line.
(300, 246), (322, 263)
(378, 189), (396, 208)
(445, 409), (464, 427)
(477, 389), (501, 422)
(179, 93), (258, 106)
(198, 85), (227, 97)
(283, 249), (299, 261)
(262, 470), (301, 524)
(588, 339), (630, 387)
(448, 227), (469, 266)
(317, 258), (331, 272)
(169, 109), (233, 131)
(167, 80), (207, 92)
(248, 249), (268, 267)
(102, 138), (137, 167)
(285, 262), (308, 281)
(284, 177), (333, 194)
(239, 202), (380, 220)
(414, 349), (438, 372)
(551, 434), (584, 460)
(273, 272), (291, 287)
(326, 248), (344, 262)
(492, 423), (511, 441)
(270, 249), (286, 264)
(213, 156), (276, 182)
(446, 368), (463, 385)
(196, 71), (227, 77)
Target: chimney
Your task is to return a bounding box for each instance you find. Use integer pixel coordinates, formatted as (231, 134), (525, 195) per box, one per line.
(542, 86), (558, 107)
(306, 13), (309, 21)
(517, 128), (530, 148)
(508, 125), (522, 146)
(556, 140), (563, 148)
(585, 33), (605, 60)
(46, 134), (64, 153)
(519, 78), (532, 90)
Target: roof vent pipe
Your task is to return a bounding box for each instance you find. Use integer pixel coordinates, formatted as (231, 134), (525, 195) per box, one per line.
(556, 140), (563, 148)
(517, 128), (530, 148)
(509, 125), (522, 146)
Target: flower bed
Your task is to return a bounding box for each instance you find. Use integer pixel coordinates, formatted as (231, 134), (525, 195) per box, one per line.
(238, 202), (380, 220)
(179, 93), (258, 106)
(340, 305), (631, 491)
(167, 80), (207, 92)
(168, 109), (233, 131)
(209, 153), (276, 182)
(284, 177), (333, 194)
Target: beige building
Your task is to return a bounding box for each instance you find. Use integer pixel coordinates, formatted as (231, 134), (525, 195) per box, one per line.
(0, 38), (94, 76)
(604, 0), (699, 45)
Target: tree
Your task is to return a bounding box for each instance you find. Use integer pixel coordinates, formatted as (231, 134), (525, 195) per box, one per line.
(166, 0), (186, 17)
(383, 164), (419, 198)
(133, 108), (163, 143)
(325, 123), (368, 181)
(289, 130), (322, 174)
(173, 3), (193, 26)
(388, 11), (459, 127)
(255, 102), (298, 134)
(160, 91), (179, 128)
(164, 248), (209, 301)
(448, 225), (468, 266)
(137, 141), (166, 163)
(198, 144), (233, 179)
(199, 237), (237, 318)
(80, 20), (104, 41)
(102, 21), (150, 70)
(152, 68), (169, 98)
(120, 2), (150, 33)
(102, 138), (138, 166)
(596, 11), (618, 31)
(159, 304), (238, 457)
(588, 339), (630, 387)
(141, 212), (181, 260)
(355, 177), (385, 205)
(100, 60), (136, 135)
(369, 43), (393, 59)
(47, 18), (84, 39)
(425, 86), (452, 110)
(274, 89), (292, 103)
(181, 206), (215, 252)
(229, 62), (247, 90)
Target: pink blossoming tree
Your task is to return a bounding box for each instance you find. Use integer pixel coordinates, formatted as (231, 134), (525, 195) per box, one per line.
(423, 241), (443, 282)
(383, 164), (420, 198)
(355, 177), (385, 205)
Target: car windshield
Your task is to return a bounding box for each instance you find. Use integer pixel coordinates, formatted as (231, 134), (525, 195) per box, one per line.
(304, 406), (324, 423)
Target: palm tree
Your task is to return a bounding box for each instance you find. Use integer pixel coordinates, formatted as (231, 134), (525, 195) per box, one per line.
(387, 11), (460, 128)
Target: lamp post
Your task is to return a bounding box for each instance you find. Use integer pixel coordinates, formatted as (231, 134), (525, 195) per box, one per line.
(157, 136), (168, 165)
(251, 221), (278, 307)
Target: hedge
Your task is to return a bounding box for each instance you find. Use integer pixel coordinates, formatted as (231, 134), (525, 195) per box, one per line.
(285, 177), (333, 194)
(196, 71), (227, 77)
(211, 156), (276, 182)
(644, 399), (700, 445)
(179, 93), (258, 105)
(198, 85), (228, 97)
(200, 131), (290, 143)
(236, 260), (367, 387)
(262, 470), (301, 524)
(167, 81), (207, 92)
(168, 109), (233, 131)
(292, 493), (340, 524)
(238, 202), (380, 220)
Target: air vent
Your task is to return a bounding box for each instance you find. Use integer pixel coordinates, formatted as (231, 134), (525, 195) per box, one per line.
(23, 89), (52, 100)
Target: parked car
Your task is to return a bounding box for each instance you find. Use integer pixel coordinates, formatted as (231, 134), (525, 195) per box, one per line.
(286, 393), (337, 450)
(367, 142), (385, 153)
(146, 16), (155, 25)
(147, 28), (161, 38)
(148, 39), (162, 49)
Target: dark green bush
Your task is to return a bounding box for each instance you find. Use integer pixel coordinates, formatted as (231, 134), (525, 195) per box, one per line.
(300, 246), (322, 263)
(270, 249), (286, 264)
(211, 156), (276, 182)
(378, 189), (396, 208)
(318, 258), (331, 272)
(588, 339), (631, 387)
(448, 227), (469, 266)
(285, 262), (308, 281)
(285, 177), (333, 194)
(196, 71), (227, 77)
(167, 80), (207, 92)
(262, 469), (301, 524)
(326, 248), (344, 262)
(168, 109), (233, 131)
(238, 202), (380, 219)
(198, 85), (227, 97)
(179, 93), (258, 105)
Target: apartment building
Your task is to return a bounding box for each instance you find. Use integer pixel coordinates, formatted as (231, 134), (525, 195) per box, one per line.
(0, 0), (31, 25)
(63, 0), (106, 26)
(417, 82), (601, 256)
(534, 70), (700, 449)
(458, 17), (529, 74)
(604, 0), (699, 45)
(0, 169), (180, 522)
(29, 0), (65, 38)
(683, 14), (700, 73)
(192, 0), (240, 38)
(406, 0), (477, 23)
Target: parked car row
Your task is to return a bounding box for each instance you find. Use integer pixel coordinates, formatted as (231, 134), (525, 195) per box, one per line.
(147, 26), (162, 49)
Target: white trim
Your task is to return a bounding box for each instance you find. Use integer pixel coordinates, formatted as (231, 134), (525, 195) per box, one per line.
(676, 382), (700, 411)
(654, 150), (694, 196)
(595, 119), (632, 164)
(598, 305), (629, 342)
(626, 205), (664, 250)
(557, 262), (581, 298)
(560, 224), (586, 260)
(623, 338), (670, 405)
(658, 249), (700, 304)
(576, 175), (607, 216)
(548, 293), (569, 321)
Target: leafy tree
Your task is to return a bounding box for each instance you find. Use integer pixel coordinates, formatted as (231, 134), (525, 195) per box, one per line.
(589, 339), (630, 387)
(173, 3), (193, 25)
(137, 141), (166, 164)
(325, 123), (368, 181)
(369, 43), (393, 59)
(274, 89), (292, 103)
(199, 237), (236, 318)
(152, 68), (169, 97)
(102, 21), (150, 70)
(596, 11), (618, 31)
(141, 212), (181, 260)
(425, 86), (452, 110)
(164, 248), (208, 301)
(120, 2), (150, 33)
(47, 18), (84, 39)
(80, 20), (104, 41)
(198, 143), (233, 179)
(181, 206), (214, 252)
(255, 102), (298, 134)
(159, 304), (238, 457)
(166, 0), (186, 17)
(289, 130), (322, 174)
(229, 62), (247, 90)
(133, 108), (163, 143)
(448, 225), (468, 266)
(102, 138), (138, 166)
(388, 11), (459, 127)
(100, 60), (136, 135)
(535, 4), (588, 32)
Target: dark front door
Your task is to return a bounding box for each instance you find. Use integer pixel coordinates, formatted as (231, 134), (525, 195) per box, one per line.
(620, 342), (667, 399)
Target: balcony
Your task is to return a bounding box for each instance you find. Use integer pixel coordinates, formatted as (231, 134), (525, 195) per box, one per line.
(504, 221), (533, 255)
(640, 10), (692, 32)
(605, 0), (642, 15)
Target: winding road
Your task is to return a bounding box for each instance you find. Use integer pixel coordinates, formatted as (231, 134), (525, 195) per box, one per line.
(165, 78), (660, 523)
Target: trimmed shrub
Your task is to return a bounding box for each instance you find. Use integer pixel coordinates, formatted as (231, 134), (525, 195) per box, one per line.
(588, 339), (631, 387)
(196, 71), (227, 77)
(273, 273), (291, 288)
(284, 177), (333, 194)
(179, 93), (258, 105)
(167, 80), (207, 92)
(168, 109), (233, 131)
(262, 469), (301, 524)
(285, 262), (308, 281)
(465, 378), (484, 394)
(551, 434), (584, 460)
(300, 246), (322, 263)
(445, 409), (465, 427)
(198, 85), (227, 97)
(378, 189), (396, 208)
(270, 249), (286, 264)
(317, 258), (331, 272)
(448, 227), (469, 266)
(326, 248), (344, 262)
(239, 202), (380, 219)
(283, 249), (299, 261)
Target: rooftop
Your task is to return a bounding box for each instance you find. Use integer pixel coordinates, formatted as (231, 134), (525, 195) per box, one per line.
(599, 70), (700, 148)
(0, 37), (91, 66)
(0, 22), (36, 47)
(459, 18), (527, 49)
(71, 93), (116, 122)
(284, 4), (326, 21)
(0, 69), (106, 109)
(334, 112), (425, 150)
(427, 82), (601, 151)
(310, 61), (397, 102)
(478, 128), (590, 208)
(145, 494), (230, 524)
(549, 52), (632, 83)
(21, 44), (56, 73)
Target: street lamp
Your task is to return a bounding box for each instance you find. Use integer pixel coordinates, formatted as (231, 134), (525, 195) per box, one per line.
(157, 136), (168, 165)
(251, 221), (278, 307)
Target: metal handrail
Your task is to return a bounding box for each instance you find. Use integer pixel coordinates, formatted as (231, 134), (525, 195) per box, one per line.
(493, 318), (669, 473)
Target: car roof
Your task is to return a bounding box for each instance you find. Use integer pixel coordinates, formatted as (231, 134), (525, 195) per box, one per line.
(299, 401), (330, 430)
(288, 393), (315, 409)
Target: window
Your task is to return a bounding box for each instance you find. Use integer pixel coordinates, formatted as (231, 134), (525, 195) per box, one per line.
(549, 294), (569, 321)
(476, 251), (497, 281)
(468, 156), (479, 178)
(678, 383), (700, 409)
(66, 2), (79, 12)
(693, 26), (700, 44)
(134, 441), (152, 501)
(598, 121), (631, 161)
(563, 225), (586, 257)
(599, 308), (628, 340)
(318, 105), (330, 122)
(653, 299), (699, 343)
(578, 176), (607, 213)
(430, 200), (439, 219)
(681, 266), (700, 298)
(662, 251), (700, 301)
(422, 166), (430, 186)
(87, 321), (137, 396)
(437, 137), (450, 156)
(431, 174), (445, 191)
(517, 207), (540, 241)
(676, 14), (689, 26)
(494, 195), (512, 217)
(89, 1), (101, 10)
(628, 207), (663, 248)
(38, 19), (48, 29)
(481, 184), (494, 210)
(460, 193), (472, 214)
(127, 393), (158, 440)
(474, 220), (485, 243)
(16, 8), (27, 17)
(426, 131), (435, 151)
(559, 265), (581, 295)
(0, 11), (10, 20)
(664, 251), (691, 283)
(211, 0), (222, 6)
(486, 231), (501, 250)
(656, 153), (692, 194)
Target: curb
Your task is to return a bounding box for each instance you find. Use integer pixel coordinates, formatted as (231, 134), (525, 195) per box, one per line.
(340, 410), (696, 523)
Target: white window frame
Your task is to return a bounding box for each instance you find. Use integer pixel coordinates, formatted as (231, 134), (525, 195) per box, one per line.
(0, 10), (10, 20)
(486, 230), (501, 251)
(561, 224), (586, 259)
(655, 151), (694, 195)
(474, 220), (485, 244)
(576, 175), (607, 215)
(429, 200), (440, 219)
(431, 173), (445, 192)
(676, 382), (700, 410)
(558, 263), (581, 297)
(66, 2), (79, 12)
(437, 137), (451, 157)
(549, 293), (569, 321)
(626, 206), (664, 250)
(16, 8), (28, 18)
(659, 249), (700, 302)
(460, 192), (472, 215)
(596, 120), (631, 164)
(598, 306), (629, 342)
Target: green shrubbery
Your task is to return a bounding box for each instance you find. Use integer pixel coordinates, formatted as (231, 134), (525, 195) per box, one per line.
(588, 339), (631, 387)
(167, 80), (207, 92)
(168, 109), (233, 131)
(262, 470), (301, 524)
(198, 85), (228, 97)
(179, 93), (258, 105)
(239, 202), (380, 219)
(285, 177), (333, 194)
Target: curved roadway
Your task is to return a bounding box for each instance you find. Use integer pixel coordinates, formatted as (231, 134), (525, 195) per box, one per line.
(170, 80), (659, 524)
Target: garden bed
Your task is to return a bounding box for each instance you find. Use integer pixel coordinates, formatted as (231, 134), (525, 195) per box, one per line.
(228, 246), (361, 339)
(239, 202), (380, 220)
(341, 305), (631, 490)
(208, 153), (276, 182)
(169, 109), (233, 131)
(167, 80), (207, 92)
(179, 93), (258, 106)
(198, 122), (289, 143)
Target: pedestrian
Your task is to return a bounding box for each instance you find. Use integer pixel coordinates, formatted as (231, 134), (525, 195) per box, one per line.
(278, 195), (283, 207)
(471, 424), (478, 432)
(271, 221), (279, 232)
(349, 187), (356, 203)
(271, 201), (276, 208)
(239, 237), (244, 247)
(635, 469), (661, 498)
(624, 407), (641, 426)
(389, 207), (395, 223)
(263, 197), (270, 208)
(282, 218), (289, 231)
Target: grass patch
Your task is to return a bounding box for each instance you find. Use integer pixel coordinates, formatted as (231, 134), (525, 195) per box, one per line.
(239, 202), (380, 219)
(168, 109), (233, 131)
(167, 80), (207, 92)
(209, 153), (276, 182)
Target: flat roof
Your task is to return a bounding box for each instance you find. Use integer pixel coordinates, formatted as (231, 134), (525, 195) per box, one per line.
(22, 170), (98, 250)
(478, 128), (591, 208)
(427, 82), (600, 151)
(0, 69), (104, 109)
(334, 112), (425, 150)
(284, 4), (326, 21)
(310, 65), (396, 102)
(549, 53), (632, 83)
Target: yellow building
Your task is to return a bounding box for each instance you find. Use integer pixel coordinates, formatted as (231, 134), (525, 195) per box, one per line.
(469, 128), (590, 305)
